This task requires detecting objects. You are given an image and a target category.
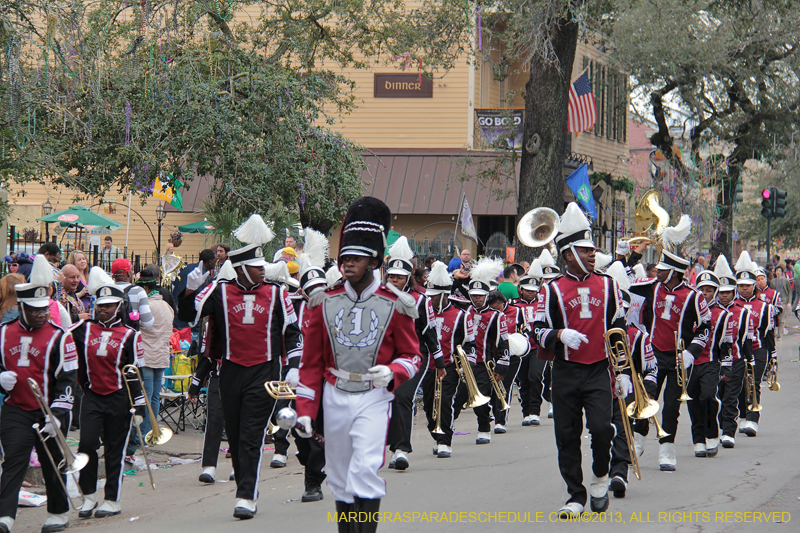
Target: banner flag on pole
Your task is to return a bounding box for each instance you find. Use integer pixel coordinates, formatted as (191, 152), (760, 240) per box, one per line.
(460, 197), (479, 243)
(565, 164), (598, 219)
(568, 70), (597, 133)
(153, 174), (184, 212)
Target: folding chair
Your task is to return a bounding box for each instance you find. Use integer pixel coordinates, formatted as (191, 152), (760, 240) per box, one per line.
(159, 388), (186, 433)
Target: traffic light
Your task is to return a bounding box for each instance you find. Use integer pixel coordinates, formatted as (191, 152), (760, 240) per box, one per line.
(774, 188), (787, 218)
(761, 188), (774, 218)
(734, 182), (743, 205)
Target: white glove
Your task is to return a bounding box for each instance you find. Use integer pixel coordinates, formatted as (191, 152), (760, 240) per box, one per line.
(616, 374), (633, 398)
(615, 240), (631, 256)
(186, 265), (210, 291)
(560, 329), (589, 350)
(285, 368), (299, 387)
(366, 365), (394, 388)
(43, 415), (61, 437)
(133, 415), (144, 427)
(0, 371), (17, 391)
(296, 415), (313, 439)
(681, 350), (694, 369)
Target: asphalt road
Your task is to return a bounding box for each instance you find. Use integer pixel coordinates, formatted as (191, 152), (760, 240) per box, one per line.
(11, 331), (800, 533)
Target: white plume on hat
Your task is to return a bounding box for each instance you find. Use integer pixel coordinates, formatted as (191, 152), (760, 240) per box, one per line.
(606, 261), (631, 292)
(30, 255), (54, 287)
(326, 263), (342, 286)
(233, 214), (275, 245)
(470, 257), (504, 285)
(558, 202), (592, 238)
(216, 259), (236, 281)
(661, 214), (692, 248)
(734, 251), (756, 273)
(632, 263), (647, 279)
(527, 259), (544, 279)
(427, 261), (452, 287)
(87, 266), (114, 296)
(714, 255), (735, 279)
(297, 228), (329, 273)
(264, 261), (291, 283)
(538, 249), (557, 269)
(595, 252), (613, 270)
(387, 236), (414, 261)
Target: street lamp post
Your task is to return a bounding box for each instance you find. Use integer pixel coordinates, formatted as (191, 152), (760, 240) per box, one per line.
(42, 200), (53, 243)
(156, 203), (166, 258)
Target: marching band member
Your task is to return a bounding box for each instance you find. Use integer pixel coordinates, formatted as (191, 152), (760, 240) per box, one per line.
(605, 262), (658, 498)
(688, 270), (729, 459)
(420, 261), (475, 458)
(178, 214), (303, 520)
(71, 267), (145, 519)
(756, 267), (782, 340)
(486, 290), (529, 433)
(733, 252), (773, 438)
(713, 256), (753, 449)
(0, 255), (78, 533)
(455, 258), (509, 444)
(385, 237), (441, 471)
(295, 197), (421, 533)
(537, 250), (561, 420)
(629, 216), (711, 472)
(533, 203), (627, 517)
(512, 260), (543, 426)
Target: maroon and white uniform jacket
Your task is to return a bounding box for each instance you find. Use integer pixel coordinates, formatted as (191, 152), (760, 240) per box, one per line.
(512, 297), (538, 353)
(758, 286), (782, 316)
(70, 319), (144, 400)
(0, 319), (78, 415)
(734, 294), (773, 352)
(694, 302), (731, 365)
(471, 305), (510, 374)
(410, 289), (443, 368)
(534, 271), (626, 364)
(428, 302), (476, 369)
(296, 278), (422, 419)
(720, 301), (753, 365)
(177, 279), (303, 367)
(627, 325), (657, 395)
(630, 279), (711, 357)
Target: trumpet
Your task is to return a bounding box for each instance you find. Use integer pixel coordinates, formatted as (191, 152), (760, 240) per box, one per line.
(745, 360), (762, 412)
(485, 360), (509, 411)
(431, 373), (445, 435)
(675, 333), (692, 403)
(604, 329), (644, 480)
(28, 378), (89, 510)
(455, 345), (491, 409)
(766, 358), (780, 392)
(264, 381), (297, 435)
(123, 365), (173, 490)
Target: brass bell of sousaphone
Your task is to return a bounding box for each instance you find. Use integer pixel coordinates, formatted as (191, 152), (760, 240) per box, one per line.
(622, 189), (669, 257)
(516, 207), (560, 255)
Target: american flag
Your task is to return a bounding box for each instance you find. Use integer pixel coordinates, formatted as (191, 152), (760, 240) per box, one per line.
(568, 70), (597, 133)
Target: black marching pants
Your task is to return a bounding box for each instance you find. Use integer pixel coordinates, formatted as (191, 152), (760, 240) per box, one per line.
(421, 364), (461, 447)
(491, 356), (520, 426)
(515, 355), (536, 417)
(0, 404), (69, 517)
(686, 361), (721, 444)
(738, 348), (767, 423)
(78, 388), (133, 501)
(201, 374), (225, 468)
(609, 392), (633, 483)
(387, 354), (429, 453)
(527, 356), (552, 416)
(653, 348), (683, 444)
(454, 362), (493, 433)
(219, 359), (279, 501)
(552, 359), (615, 507)
(718, 358), (746, 438)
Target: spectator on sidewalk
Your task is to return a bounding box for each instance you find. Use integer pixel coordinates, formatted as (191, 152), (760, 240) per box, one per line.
(770, 266), (793, 337)
(99, 236), (122, 271)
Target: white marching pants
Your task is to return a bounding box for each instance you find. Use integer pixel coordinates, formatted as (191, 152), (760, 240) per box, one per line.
(322, 382), (394, 503)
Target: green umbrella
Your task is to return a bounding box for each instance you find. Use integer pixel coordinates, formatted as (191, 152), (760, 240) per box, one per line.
(178, 220), (218, 234)
(38, 205), (123, 230)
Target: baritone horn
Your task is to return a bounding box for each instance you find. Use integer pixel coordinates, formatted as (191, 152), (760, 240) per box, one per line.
(675, 333), (692, 403)
(455, 345), (491, 409)
(28, 378), (88, 509)
(745, 360), (762, 411)
(766, 358), (780, 392)
(264, 381), (297, 435)
(431, 373), (445, 435)
(516, 207), (560, 255)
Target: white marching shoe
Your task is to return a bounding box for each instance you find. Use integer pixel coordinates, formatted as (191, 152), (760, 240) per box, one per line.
(694, 443), (707, 457)
(522, 415), (540, 426)
(743, 421), (758, 437)
(78, 493), (98, 518)
(233, 499), (257, 520)
(721, 435), (736, 449)
(41, 513), (69, 533)
(270, 453), (287, 468)
(475, 432), (491, 444)
(738, 419), (747, 434)
(557, 502), (584, 519)
(0, 517), (14, 533)
(659, 442), (676, 471)
(94, 500), (122, 518)
(706, 438), (720, 457)
(436, 444), (452, 458)
(548, 405), (554, 418)
(393, 450), (409, 471)
(633, 433), (646, 457)
(199, 466), (216, 484)
(589, 474), (609, 512)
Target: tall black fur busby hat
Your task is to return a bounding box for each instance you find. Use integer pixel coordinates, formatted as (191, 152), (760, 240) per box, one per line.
(339, 197), (391, 267)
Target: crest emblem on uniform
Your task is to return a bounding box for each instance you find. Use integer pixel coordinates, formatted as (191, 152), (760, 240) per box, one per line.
(308, 271), (318, 279)
(100, 288), (111, 296)
(255, 247), (263, 257)
(394, 260), (402, 269)
(584, 230), (591, 240)
(334, 308), (380, 348)
(34, 287), (46, 297)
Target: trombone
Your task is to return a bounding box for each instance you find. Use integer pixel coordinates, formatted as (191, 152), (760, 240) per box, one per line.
(123, 365), (173, 490)
(766, 358), (780, 392)
(28, 378), (89, 510)
(674, 333), (692, 403)
(454, 345), (491, 409)
(431, 373), (445, 435)
(744, 360), (762, 412)
(604, 329), (644, 480)
(485, 360), (509, 411)
(264, 381), (297, 435)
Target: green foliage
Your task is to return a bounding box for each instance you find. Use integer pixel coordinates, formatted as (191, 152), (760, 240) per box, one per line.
(589, 172), (634, 195)
(738, 154), (800, 248)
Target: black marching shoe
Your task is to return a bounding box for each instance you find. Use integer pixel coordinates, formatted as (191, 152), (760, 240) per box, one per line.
(609, 476), (627, 498)
(335, 501), (355, 533)
(354, 497), (381, 533)
(302, 483), (324, 502)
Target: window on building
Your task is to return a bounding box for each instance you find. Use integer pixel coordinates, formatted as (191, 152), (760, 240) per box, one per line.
(583, 57), (627, 143)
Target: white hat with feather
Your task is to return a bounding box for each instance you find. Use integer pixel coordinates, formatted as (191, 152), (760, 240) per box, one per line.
(468, 257), (503, 296)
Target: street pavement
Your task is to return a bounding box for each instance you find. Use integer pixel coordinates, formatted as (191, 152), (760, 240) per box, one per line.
(11, 331), (800, 533)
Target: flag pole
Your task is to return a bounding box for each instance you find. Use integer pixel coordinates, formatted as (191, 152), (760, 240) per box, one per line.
(453, 191), (465, 255)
